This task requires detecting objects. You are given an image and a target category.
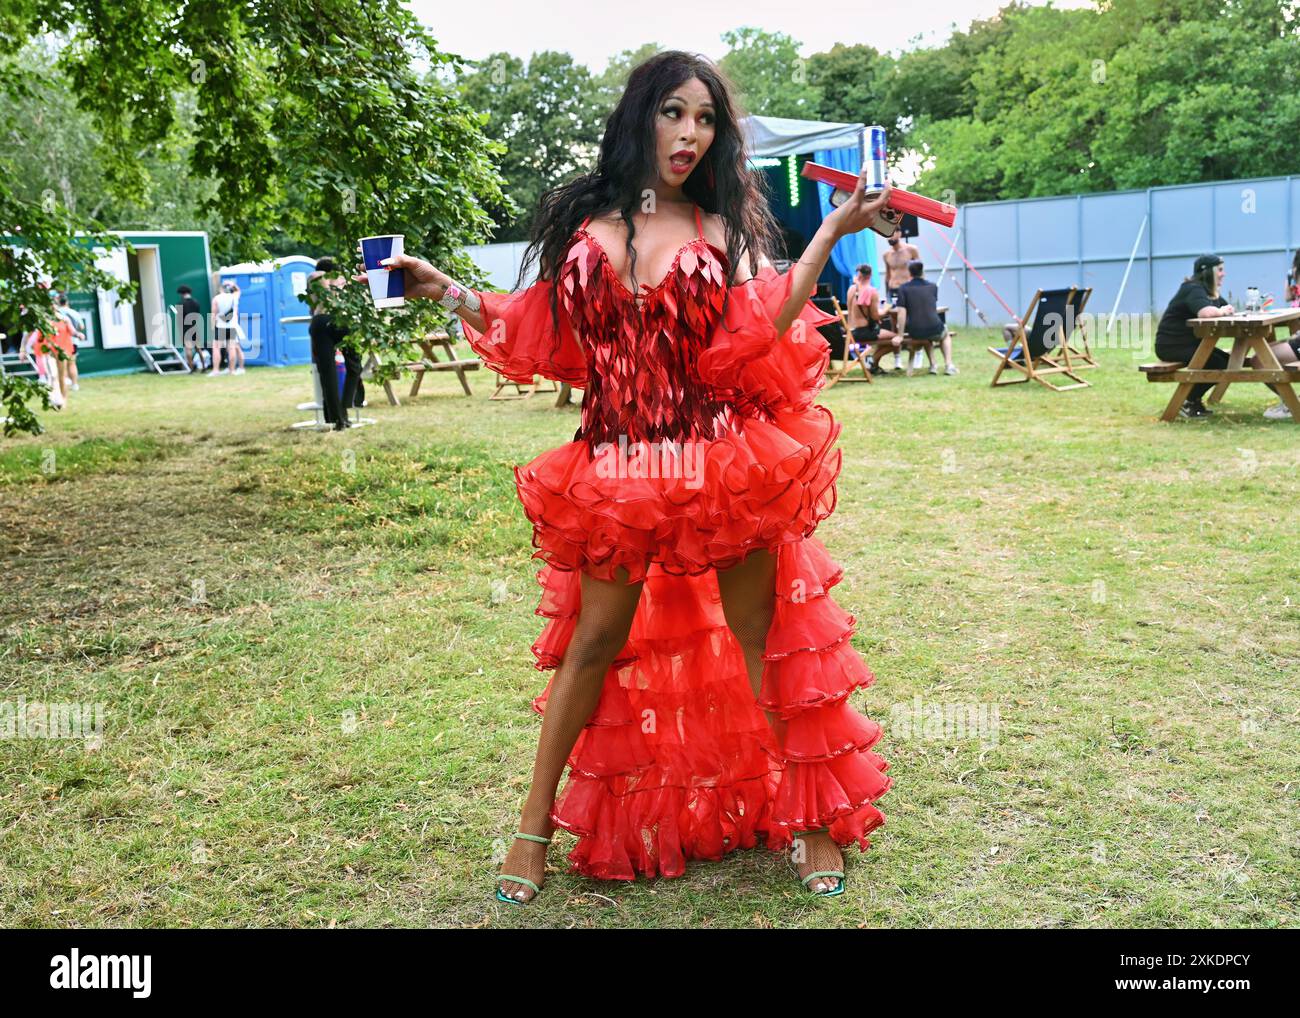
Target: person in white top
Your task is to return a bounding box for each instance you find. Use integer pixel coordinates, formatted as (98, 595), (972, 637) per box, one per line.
(210, 281), (246, 375)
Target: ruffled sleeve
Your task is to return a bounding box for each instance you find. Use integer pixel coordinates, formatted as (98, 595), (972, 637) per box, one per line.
(697, 266), (840, 414)
(459, 280), (588, 386)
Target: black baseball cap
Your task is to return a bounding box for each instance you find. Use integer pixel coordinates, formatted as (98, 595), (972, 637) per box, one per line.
(1193, 254), (1223, 273)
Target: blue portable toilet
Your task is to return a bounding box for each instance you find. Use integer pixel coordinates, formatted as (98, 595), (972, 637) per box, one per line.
(216, 256), (317, 366)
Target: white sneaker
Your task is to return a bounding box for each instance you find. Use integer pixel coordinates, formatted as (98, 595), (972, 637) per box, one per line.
(1263, 401), (1293, 420)
(928, 365), (939, 375)
(913, 351), (926, 370)
(71, 383), (80, 391)
(233, 367), (246, 376)
(945, 364), (959, 376)
(208, 371), (220, 378)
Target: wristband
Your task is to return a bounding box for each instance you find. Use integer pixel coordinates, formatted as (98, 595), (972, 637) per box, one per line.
(439, 282), (481, 314)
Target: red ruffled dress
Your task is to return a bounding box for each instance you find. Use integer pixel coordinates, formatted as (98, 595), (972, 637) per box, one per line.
(461, 206), (891, 880)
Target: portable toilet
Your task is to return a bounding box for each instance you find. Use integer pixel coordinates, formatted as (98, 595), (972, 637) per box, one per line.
(216, 256), (317, 366)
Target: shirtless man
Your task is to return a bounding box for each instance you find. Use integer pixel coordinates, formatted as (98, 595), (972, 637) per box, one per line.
(845, 264), (900, 374)
(882, 234), (920, 369)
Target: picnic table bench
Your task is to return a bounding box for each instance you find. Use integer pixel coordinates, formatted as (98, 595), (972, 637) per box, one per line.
(1140, 307), (1300, 421)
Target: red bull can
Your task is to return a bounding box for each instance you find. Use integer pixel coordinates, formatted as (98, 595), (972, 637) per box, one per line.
(863, 125), (888, 192)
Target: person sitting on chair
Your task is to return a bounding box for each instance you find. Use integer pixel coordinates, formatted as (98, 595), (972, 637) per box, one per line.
(846, 264), (899, 375)
(894, 260), (957, 376)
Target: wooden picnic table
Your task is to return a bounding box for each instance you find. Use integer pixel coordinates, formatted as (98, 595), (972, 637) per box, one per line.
(1142, 308), (1300, 422)
(406, 330), (479, 399)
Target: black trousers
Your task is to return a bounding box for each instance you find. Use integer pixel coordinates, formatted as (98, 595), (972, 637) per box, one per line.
(1155, 338), (1229, 403)
(309, 314), (360, 426)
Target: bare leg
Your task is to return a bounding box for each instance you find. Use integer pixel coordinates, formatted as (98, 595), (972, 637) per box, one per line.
(941, 333), (955, 369)
(57, 359), (72, 405)
(716, 547), (842, 893)
(1248, 340), (1299, 393)
(498, 563), (646, 902)
(41, 354), (64, 407)
(871, 335), (900, 370)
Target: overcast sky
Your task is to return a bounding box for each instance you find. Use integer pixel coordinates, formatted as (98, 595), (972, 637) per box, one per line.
(414, 0), (1094, 71)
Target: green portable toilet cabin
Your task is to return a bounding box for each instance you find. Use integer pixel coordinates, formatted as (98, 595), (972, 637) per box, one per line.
(70, 230), (214, 376)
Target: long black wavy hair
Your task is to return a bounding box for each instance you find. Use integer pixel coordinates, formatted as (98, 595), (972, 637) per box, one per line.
(514, 50), (781, 338)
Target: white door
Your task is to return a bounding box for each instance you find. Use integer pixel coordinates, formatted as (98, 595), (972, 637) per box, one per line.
(95, 246), (136, 348)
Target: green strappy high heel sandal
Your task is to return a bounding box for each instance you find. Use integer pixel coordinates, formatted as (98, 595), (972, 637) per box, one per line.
(495, 832), (551, 905)
(792, 827), (846, 897)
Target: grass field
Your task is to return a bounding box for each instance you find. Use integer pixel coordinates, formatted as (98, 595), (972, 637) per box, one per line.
(2, 330), (1297, 929)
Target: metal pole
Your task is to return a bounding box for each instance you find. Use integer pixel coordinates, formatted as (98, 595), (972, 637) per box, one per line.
(1107, 214), (1148, 335)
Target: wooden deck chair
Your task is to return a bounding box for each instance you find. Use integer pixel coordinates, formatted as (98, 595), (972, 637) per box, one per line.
(988, 287), (1090, 391)
(1061, 287), (1098, 368)
(819, 295), (873, 388)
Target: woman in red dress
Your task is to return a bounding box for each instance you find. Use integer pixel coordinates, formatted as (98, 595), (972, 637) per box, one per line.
(381, 51), (893, 902)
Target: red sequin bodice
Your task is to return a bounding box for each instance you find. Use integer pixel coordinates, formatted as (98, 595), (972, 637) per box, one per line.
(556, 209), (739, 452)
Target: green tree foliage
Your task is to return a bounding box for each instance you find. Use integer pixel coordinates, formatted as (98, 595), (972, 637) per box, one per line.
(719, 27), (822, 119)
(3, 41), (224, 242)
(456, 51), (604, 242)
(912, 0), (1300, 203)
(807, 44), (898, 129)
(1, 0), (506, 435)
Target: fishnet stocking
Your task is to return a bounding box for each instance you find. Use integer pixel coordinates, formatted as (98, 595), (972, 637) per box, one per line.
(788, 830), (844, 893)
(717, 548), (842, 893)
(499, 563), (646, 902)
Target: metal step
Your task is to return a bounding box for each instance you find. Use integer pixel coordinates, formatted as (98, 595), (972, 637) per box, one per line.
(139, 345), (192, 374)
(0, 351), (40, 379)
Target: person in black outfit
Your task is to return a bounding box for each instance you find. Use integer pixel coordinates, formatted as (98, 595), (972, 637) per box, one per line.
(176, 285), (207, 372)
(307, 257), (360, 430)
(1153, 254), (1235, 418)
(894, 260), (957, 375)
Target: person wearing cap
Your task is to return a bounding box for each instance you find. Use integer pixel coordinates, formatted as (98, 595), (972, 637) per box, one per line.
(1154, 255), (1236, 418)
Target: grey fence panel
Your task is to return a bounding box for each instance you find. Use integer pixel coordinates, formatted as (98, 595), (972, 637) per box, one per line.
(910, 174), (1297, 331)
